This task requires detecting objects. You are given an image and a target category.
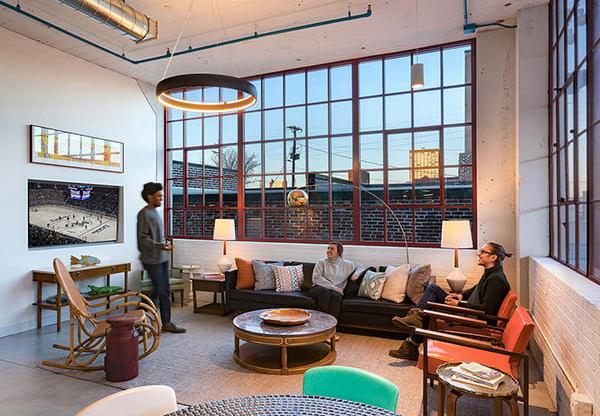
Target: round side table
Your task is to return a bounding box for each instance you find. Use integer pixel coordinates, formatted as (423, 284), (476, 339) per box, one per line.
(436, 362), (520, 416)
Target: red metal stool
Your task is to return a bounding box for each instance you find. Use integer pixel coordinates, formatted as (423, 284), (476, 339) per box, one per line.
(105, 314), (139, 381)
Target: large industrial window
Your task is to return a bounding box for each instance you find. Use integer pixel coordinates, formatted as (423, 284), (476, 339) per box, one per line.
(549, 0), (599, 282)
(165, 40), (476, 247)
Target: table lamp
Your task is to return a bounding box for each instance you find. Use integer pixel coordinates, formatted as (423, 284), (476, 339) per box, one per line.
(441, 220), (473, 293)
(213, 219), (236, 273)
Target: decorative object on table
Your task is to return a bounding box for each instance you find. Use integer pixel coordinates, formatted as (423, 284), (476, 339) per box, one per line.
(259, 308), (311, 326)
(441, 220), (473, 292)
(213, 219), (236, 273)
(41, 259), (160, 371)
(71, 255), (101, 266)
(104, 314), (139, 382)
(202, 272), (225, 281)
(30, 125), (123, 172)
(28, 179), (120, 248)
(87, 285), (122, 295)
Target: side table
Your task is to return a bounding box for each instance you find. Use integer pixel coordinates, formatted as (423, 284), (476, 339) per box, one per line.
(192, 273), (228, 315)
(436, 362), (520, 416)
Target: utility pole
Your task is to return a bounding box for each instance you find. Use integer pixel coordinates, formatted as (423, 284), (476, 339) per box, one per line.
(286, 125), (303, 187)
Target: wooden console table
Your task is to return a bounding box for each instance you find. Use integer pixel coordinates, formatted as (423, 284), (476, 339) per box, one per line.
(32, 262), (131, 332)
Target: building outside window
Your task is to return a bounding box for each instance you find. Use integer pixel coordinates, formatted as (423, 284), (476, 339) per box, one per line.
(165, 40), (476, 248)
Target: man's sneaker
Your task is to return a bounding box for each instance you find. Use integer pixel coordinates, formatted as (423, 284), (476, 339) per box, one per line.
(162, 322), (186, 333)
(388, 340), (419, 361)
(392, 308), (424, 330)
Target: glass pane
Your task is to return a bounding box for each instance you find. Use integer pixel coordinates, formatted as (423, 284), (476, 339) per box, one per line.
(285, 72), (305, 106)
(264, 141), (284, 174)
(244, 177), (262, 207)
(249, 79), (261, 109)
(308, 138), (329, 172)
(204, 149), (219, 175)
(170, 210), (183, 236)
(265, 176), (284, 207)
(245, 210), (262, 238)
(265, 209), (284, 238)
(307, 104), (328, 136)
(331, 100), (352, 134)
(417, 49), (441, 89)
(559, 148), (566, 201)
(307, 69), (328, 103)
(244, 112), (261, 141)
(566, 15), (575, 78)
(331, 135), (352, 172)
(566, 82), (574, 139)
(285, 107), (306, 138)
(577, 2), (587, 65)
(286, 139), (306, 174)
(414, 169), (440, 204)
(568, 204), (576, 266)
(414, 90), (441, 127)
(578, 133), (587, 201)
(360, 133), (383, 170)
(445, 167), (473, 205)
(388, 208), (413, 243)
(186, 179), (201, 207)
(332, 209), (353, 240)
(558, 94), (565, 148)
(168, 150), (183, 178)
(187, 149), (203, 177)
(359, 97), (383, 132)
(559, 205), (566, 260)
(577, 66), (587, 134)
(388, 132), (411, 169)
(568, 141), (575, 200)
(443, 45), (472, 86)
(331, 181), (353, 207)
(222, 87), (238, 102)
(244, 143), (261, 176)
(286, 208), (307, 239)
(414, 130), (440, 166)
(204, 116), (219, 146)
(168, 121), (183, 148)
(220, 146), (237, 176)
(557, 0), (564, 33)
(361, 172), (384, 206)
(331, 65), (352, 100)
(264, 109), (283, 140)
(359, 60), (383, 97)
(222, 114), (237, 144)
(443, 86), (471, 124)
(385, 94), (411, 129)
(185, 118), (202, 147)
(309, 209), (330, 240)
(264, 76), (283, 108)
(204, 176), (219, 207)
(285, 174), (306, 190)
(167, 91), (183, 121)
(204, 87), (219, 103)
(170, 179), (184, 208)
(578, 203), (587, 270)
(444, 126), (473, 166)
(415, 208), (442, 243)
(360, 209), (384, 242)
(552, 205), (558, 258)
(384, 55), (411, 93)
(388, 170), (413, 204)
(185, 210), (202, 237)
(308, 182), (329, 207)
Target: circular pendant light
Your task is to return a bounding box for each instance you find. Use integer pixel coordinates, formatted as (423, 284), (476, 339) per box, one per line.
(156, 73), (257, 113)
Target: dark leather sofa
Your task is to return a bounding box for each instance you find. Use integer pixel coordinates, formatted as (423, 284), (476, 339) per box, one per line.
(224, 261), (433, 335)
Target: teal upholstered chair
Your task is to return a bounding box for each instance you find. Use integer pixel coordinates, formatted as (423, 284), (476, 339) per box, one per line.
(140, 246), (185, 306)
(302, 365), (399, 412)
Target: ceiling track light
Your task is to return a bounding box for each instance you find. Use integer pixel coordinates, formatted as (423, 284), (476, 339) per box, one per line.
(156, 74), (257, 113)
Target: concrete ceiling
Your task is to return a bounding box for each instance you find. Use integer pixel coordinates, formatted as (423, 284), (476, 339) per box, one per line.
(0, 0), (548, 85)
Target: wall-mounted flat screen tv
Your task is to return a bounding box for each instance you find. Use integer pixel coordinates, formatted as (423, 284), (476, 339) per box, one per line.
(28, 179), (119, 248)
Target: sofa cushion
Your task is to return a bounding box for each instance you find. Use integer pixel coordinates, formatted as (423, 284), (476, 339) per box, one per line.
(285, 262), (315, 290)
(230, 288), (316, 308)
(235, 258), (255, 289)
(253, 260), (284, 290)
(407, 264), (432, 304)
(358, 270), (387, 300)
(341, 297), (414, 315)
(381, 264), (411, 303)
(273, 265), (303, 292)
(344, 266), (375, 297)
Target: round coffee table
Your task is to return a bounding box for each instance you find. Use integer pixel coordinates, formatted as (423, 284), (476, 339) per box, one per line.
(233, 309), (337, 375)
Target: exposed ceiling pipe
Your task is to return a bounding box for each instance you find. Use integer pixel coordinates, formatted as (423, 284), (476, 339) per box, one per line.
(463, 0), (516, 34)
(57, 0), (158, 43)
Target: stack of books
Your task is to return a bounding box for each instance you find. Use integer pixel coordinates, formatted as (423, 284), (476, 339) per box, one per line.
(450, 362), (506, 390)
(202, 272), (225, 281)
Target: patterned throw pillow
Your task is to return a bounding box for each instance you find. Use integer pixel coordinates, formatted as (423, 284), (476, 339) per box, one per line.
(357, 270), (387, 300)
(272, 265), (304, 292)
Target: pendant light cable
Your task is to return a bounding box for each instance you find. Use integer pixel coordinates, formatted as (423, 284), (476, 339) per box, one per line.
(161, 0), (196, 81)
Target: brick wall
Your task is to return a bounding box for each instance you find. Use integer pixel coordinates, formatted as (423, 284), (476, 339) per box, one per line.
(529, 258), (600, 415)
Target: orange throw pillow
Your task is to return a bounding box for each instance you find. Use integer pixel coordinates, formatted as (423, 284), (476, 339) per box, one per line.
(235, 258), (255, 289)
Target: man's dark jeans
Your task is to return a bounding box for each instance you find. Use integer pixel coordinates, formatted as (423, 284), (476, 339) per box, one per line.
(412, 284), (449, 343)
(308, 285), (343, 318)
(143, 261), (171, 324)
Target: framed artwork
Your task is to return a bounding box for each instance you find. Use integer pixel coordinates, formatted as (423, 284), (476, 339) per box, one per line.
(30, 125), (124, 173)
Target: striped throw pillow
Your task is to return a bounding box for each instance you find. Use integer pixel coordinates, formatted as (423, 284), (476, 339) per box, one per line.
(272, 265), (304, 292)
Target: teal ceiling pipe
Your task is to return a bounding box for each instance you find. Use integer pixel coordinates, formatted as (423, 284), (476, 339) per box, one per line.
(0, 1), (372, 65)
(463, 0), (516, 34)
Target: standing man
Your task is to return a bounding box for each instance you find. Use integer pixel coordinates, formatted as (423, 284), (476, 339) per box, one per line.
(137, 182), (186, 333)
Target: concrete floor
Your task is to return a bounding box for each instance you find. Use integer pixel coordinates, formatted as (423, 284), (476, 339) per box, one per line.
(0, 306), (557, 416)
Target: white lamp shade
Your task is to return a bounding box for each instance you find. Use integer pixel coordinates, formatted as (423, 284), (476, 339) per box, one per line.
(441, 220), (472, 248)
(213, 219), (236, 241)
(411, 63), (424, 89)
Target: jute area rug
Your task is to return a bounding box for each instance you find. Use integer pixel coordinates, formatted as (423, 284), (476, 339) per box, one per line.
(38, 307), (553, 416)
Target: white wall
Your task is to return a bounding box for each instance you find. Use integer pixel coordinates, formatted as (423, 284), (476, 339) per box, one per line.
(0, 27), (157, 336)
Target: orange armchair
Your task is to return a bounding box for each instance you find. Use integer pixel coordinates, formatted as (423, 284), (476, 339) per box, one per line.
(416, 306), (534, 416)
